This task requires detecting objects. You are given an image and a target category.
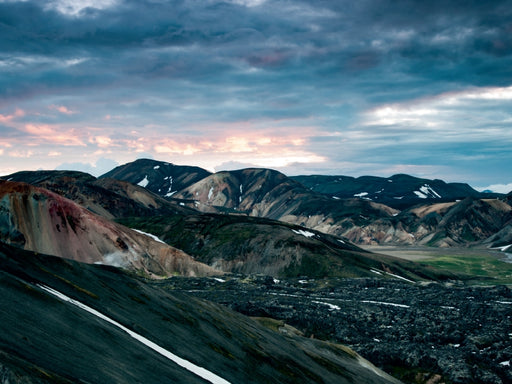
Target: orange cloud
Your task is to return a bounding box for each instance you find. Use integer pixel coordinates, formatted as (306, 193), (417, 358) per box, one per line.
(49, 105), (76, 115)
(0, 108), (25, 124)
(23, 123), (86, 146)
(90, 135), (113, 148)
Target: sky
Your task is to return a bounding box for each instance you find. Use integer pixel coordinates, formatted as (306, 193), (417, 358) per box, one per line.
(1, 0), (512, 192)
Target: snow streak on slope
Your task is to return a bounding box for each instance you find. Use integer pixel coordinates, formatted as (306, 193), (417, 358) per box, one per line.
(37, 285), (231, 384)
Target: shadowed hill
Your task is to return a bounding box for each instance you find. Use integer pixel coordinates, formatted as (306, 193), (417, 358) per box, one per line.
(119, 213), (460, 281)
(292, 174), (488, 210)
(100, 158), (211, 198)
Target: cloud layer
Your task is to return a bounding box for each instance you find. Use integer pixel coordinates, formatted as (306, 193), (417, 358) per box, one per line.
(1, 0), (511, 189)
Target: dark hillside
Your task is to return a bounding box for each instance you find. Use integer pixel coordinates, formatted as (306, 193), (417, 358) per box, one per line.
(0, 242), (401, 384)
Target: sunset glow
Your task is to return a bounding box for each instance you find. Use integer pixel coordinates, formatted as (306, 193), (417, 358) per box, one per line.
(1, 0), (511, 190)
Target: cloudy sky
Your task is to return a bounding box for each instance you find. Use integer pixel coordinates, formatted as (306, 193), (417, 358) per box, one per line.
(1, 0), (512, 191)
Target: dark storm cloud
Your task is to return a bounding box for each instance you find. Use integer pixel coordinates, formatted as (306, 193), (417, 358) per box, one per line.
(1, 0), (512, 187)
(3, 0), (512, 100)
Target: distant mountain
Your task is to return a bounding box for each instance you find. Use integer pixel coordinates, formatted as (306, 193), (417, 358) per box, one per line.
(100, 158), (211, 198)
(0, 180), (218, 277)
(291, 174), (486, 209)
(0, 242), (401, 384)
(168, 168), (512, 247)
(393, 197), (512, 247)
(173, 167), (397, 232)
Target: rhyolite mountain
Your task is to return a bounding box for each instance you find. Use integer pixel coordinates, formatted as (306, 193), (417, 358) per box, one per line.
(100, 158), (211, 198)
(0, 242), (402, 384)
(168, 166), (512, 248)
(0, 180), (218, 278)
(291, 174), (487, 209)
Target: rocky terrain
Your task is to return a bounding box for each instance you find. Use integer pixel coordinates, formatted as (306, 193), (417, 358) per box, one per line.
(2, 161), (512, 383)
(160, 275), (512, 384)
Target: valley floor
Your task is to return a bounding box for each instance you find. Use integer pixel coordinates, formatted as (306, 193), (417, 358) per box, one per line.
(362, 246), (512, 285)
(156, 275), (512, 384)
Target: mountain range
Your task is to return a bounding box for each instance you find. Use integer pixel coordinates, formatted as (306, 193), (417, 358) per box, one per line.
(1, 158), (511, 383)
(96, 159), (512, 249)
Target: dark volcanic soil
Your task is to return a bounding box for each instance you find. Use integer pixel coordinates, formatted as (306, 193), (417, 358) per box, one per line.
(155, 276), (512, 384)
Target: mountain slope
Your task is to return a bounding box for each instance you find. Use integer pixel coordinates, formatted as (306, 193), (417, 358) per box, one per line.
(0, 180), (217, 277)
(173, 168), (397, 234)
(4, 169), (193, 220)
(0, 242), (402, 384)
(100, 158), (211, 198)
(172, 168), (512, 247)
(119, 213), (460, 281)
(292, 174), (488, 209)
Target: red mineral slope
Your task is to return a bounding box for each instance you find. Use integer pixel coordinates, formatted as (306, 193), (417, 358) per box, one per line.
(0, 180), (219, 277)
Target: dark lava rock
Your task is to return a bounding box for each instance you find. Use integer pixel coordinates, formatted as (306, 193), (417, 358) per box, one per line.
(156, 276), (512, 384)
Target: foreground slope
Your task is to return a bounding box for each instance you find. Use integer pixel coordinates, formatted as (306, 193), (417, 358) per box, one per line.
(0, 180), (217, 277)
(0, 242), (402, 384)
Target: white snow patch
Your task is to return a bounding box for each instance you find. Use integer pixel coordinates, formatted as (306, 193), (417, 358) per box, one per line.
(370, 269), (383, 275)
(292, 229), (315, 238)
(414, 190), (428, 199)
(393, 196), (404, 199)
(354, 192), (368, 197)
(38, 285), (231, 384)
(332, 196), (340, 200)
(132, 229), (166, 244)
(273, 278), (280, 284)
(165, 191), (176, 197)
(208, 187), (214, 201)
(499, 360), (510, 367)
(153, 165), (160, 169)
(179, 202), (185, 206)
(385, 272), (415, 283)
(213, 278), (226, 283)
(420, 184), (441, 198)
(239, 184), (243, 194)
(338, 239), (345, 244)
(312, 301), (340, 311)
(388, 180), (393, 182)
(491, 244), (512, 252)
(137, 175), (149, 188)
(361, 300), (410, 309)
(496, 301), (512, 305)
